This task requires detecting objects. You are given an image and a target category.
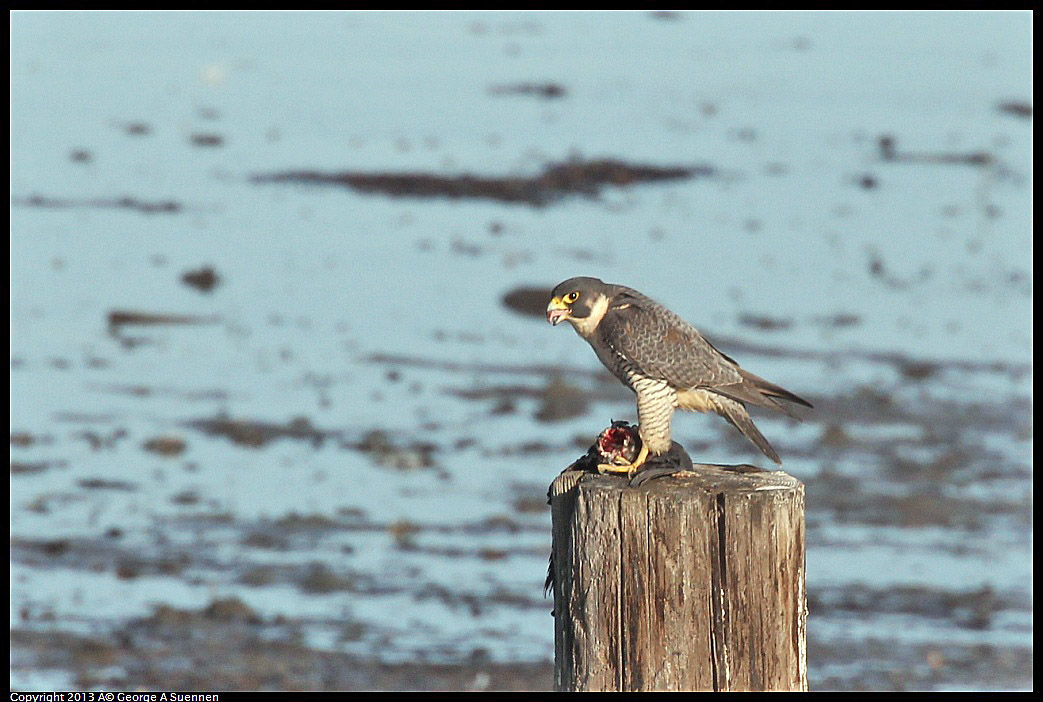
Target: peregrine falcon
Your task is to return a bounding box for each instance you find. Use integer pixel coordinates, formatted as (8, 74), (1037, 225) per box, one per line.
(546, 276), (812, 475)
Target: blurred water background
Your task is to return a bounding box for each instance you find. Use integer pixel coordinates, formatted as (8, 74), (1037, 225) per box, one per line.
(10, 10), (1032, 691)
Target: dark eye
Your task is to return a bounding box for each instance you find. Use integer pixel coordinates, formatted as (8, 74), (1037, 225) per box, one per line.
(564, 291), (580, 303)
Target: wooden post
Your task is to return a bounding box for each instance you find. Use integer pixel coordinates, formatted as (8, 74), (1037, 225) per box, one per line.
(549, 465), (807, 692)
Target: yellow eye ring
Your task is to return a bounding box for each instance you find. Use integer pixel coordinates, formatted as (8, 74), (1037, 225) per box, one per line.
(564, 291), (580, 303)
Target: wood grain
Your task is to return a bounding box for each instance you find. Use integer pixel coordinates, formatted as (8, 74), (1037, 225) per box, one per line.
(550, 466), (807, 691)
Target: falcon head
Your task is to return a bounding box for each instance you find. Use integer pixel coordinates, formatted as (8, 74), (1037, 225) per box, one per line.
(546, 276), (613, 330)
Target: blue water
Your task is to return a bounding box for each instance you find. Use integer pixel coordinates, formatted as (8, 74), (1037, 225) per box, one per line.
(11, 10), (1032, 690)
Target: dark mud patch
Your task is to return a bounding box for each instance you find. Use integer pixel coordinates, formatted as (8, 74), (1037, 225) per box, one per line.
(488, 82), (566, 99)
(415, 582), (544, 616)
(251, 158), (710, 207)
(812, 313), (862, 329)
(189, 133), (224, 147)
(77, 428), (130, 451)
(120, 121), (152, 136)
(809, 384), (1030, 439)
(739, 313), (793, 331)
(367, 352), (615, 384)
(142, 435), (187, 457)
(12, 194), (183, 214)
(502, 285), (553, 318)
(194, 510), (545, 554)
(186, 414), (337, 448)
(508, 480), (559, 515)
(11, 536), (191, 579)
(807, 470), (1029, 532)
(297, 562), (368, 594)
(487, 439), (561, 457)
(996, 100), (1032, 119)
(77, 478), (138, 491)
(11, 431), (55, 448)
(107, 310), (218, 331)
(181, 265), (221, 292)
(445, 378), (626, 421)
(11, 460), (67, 475)
(896, 359), (939, 381)
(272, 510), (369, 531)
(809, 583), (1025, 631)
(877, 135), (994, 167)
(69, 149), (93, 164)
(90, 382), (229, 402)
(350, 429), (441, 472)
(854, 173), (878, 189)
(107, 310), (221, 349)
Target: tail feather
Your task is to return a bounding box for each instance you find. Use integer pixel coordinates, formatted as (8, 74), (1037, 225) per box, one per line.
(737, 368), (813, 409)
(711, 379), (811, 421)
(713, 395), (783, 465)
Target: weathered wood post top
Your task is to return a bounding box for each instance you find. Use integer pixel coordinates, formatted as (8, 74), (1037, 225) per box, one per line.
(549, 464), (807, 692)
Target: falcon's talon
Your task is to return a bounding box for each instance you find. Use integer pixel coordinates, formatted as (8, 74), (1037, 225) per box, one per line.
(597, 444), (650, 477)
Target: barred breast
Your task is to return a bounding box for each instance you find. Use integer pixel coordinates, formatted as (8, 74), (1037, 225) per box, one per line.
(589, 338), (677, 455)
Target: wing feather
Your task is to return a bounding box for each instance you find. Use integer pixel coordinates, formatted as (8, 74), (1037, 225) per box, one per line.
(598, 288), (812, 416)
(596, 290), (743, 389)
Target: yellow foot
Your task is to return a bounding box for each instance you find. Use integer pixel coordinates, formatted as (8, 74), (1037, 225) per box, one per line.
(598, 444), (649, 478)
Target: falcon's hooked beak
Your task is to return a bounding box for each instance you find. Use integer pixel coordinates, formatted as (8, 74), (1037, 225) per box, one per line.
(546, 296), (571, 326)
